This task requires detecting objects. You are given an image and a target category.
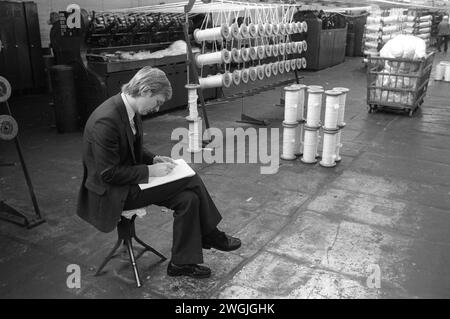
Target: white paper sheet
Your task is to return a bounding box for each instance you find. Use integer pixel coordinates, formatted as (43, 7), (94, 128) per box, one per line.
(138, 159), (195, 190)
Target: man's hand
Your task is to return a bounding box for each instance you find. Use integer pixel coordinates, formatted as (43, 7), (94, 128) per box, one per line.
(148, 162), (176, 177)
(153, 155), (177, 165)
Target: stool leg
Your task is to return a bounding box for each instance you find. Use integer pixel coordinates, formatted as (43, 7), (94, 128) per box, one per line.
(134, 235), (167, 261)
(95, 239), (122, 276)
(124, 238), (142, 288)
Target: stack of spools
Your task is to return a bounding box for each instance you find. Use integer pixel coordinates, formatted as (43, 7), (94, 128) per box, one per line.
(363, 8), (412, 63)
(435, 61), (450, 82)
(185, 84), (202, 153)
(413, 14), (432, 46)
(285, 85), (350, 166)
(301, 86), (323, 164)
(280, 83), (307, 160)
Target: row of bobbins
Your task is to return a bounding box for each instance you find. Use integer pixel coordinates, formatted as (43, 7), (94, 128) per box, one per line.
(198, 58), (307, 89)
(280, 84), (349, 167)
(193, 21), (308, 43)
(185, 84), (202, 153)
(195, 41), (308, 67)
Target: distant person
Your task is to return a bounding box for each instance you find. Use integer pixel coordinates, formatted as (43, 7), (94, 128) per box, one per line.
(437, 16), (450, 52)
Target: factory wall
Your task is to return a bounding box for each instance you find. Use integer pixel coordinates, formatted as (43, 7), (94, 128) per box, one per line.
(34, 0), (181, 47)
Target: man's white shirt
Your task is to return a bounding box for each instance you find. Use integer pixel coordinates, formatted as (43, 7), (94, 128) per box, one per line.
(121, 93), (137, 135)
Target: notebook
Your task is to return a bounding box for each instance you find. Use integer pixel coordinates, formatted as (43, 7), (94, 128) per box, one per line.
(139, 158), (196, 190)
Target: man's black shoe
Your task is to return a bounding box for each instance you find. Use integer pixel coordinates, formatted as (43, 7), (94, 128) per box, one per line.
(202, 230), (241, 251)
(167, 262), (211, 279)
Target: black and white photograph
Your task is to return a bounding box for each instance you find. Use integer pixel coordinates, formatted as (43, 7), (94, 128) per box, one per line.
(0, 0), (449, 303)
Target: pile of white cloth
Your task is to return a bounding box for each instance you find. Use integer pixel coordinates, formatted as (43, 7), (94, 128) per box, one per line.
(116, 40), (200, 60)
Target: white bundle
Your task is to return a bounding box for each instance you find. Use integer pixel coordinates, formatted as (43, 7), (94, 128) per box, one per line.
(380, 34), (426, 60)
(365, 33), (379, 41)
(367, 16), (381, 24)
(365, 41), (378, 49)
(366, 24), (381, 32)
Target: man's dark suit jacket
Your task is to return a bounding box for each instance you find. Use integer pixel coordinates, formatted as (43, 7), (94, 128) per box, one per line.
(76, 93), (155, 233)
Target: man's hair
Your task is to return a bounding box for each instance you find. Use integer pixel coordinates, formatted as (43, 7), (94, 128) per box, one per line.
(121, 66), (172, 100)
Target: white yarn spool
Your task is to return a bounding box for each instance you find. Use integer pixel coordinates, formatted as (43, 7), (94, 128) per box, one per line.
(279, 23), (286, 35)
(302, 21), (308, 33)
(320, 129), (338, 167)
(271, 62), (279, 76)
(284, 60), (291, 72)
(296, 21), (302, 33)
(444, 63), (450, 82)
(231, 48), (242, 63)
(199, 72), (232, 89)
(435, 62), (445, 81)
(286, 22), (293, 34)
(232, 69), (242, 86)
(278, 61), (285, 74)
(291, 22), (298, 34)
(187, 118), (202, 153)
(264, 22), (273, 36)
(290, 59), (296, 71)
(335, 130), (343, 162)
(301, 57), (307, 69)
(241, 47), (250, 62)
(258, 23), (266, 37)
(302, 40), (308, 52)
(257, 65), (265, 80)
(296, 58), (302, 70)
(185, 84), (200, 121)
(195, 49), (231, 67)
(290, 84), (307, 121)
(264, 64), (272, 78)
(194, 25), (230, 43)
(278, 43), (285, 56)
(294, 122), (304, 156)
(249, 67), (258, 81)
(272, 44), (279, 57)
(281, 122), (298, 160)
(302, 127), (319, 163)
(265, 44), (273, 57)
(306, 87), (323, 127)
(249, 47), (258, 60)
(284, 86), (300, 124)
(296, 41), (303, 54)
(249, 23), (258, 37)
(285, 42), (292, 54)
(257, 46), (265, 59)
(241, 68), (250, 83)
(333, 87), (349, 127)
(324, 90), (341, 129)
(291, 42), (298, 54)
(272, 23), (279, 35)
(231, 23), (240, 39)
(240, 23), (250, 38)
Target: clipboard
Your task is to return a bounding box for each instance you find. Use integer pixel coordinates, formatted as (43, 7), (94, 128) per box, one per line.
(139, 159), (195, 190)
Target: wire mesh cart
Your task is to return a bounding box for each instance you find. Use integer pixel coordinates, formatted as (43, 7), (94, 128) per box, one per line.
(366, 51), (434, 116)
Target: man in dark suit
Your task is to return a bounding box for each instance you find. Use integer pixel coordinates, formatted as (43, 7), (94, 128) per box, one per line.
(77, 67), (241, 279)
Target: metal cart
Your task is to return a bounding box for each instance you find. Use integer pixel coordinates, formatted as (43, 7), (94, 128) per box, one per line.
(366, 51), (434, 116)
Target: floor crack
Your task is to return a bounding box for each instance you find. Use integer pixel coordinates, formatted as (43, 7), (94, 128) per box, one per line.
(326, 223), (341, 265)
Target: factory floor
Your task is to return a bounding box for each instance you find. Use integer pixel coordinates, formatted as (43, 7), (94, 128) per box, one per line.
(1, 53), (450, 299)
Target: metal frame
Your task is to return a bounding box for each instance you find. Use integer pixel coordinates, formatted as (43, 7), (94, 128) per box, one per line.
(183, 0), (301, 127)
(95, 215), (167, 288)
(0, 100), (45, 229)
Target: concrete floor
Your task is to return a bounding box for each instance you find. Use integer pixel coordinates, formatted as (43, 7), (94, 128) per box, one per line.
(1, 54), (450, 299)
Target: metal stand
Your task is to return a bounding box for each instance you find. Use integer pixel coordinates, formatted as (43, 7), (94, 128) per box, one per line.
(182, 0), (303, 128)
(0, 100), (45, 229)
(95, 215), (167, 288)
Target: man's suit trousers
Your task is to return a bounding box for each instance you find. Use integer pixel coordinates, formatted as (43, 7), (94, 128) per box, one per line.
(123, 174), (222, 264)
